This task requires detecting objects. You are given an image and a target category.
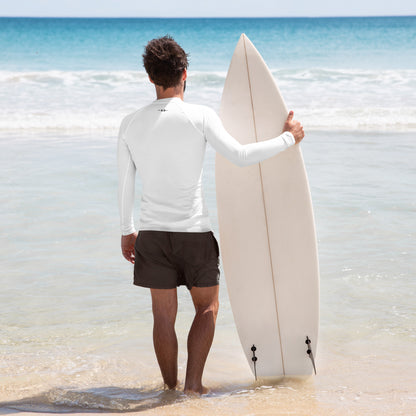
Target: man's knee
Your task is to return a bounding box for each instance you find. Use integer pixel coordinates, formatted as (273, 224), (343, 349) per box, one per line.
(195, 298), (219, 320)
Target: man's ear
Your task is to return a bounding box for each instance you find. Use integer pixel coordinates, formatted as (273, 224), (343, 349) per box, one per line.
(182, 69), (187, 81)
(148, 75), (154, 84)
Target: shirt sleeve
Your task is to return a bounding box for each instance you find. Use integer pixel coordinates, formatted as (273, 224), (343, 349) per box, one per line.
(117, 118), (137, 236)
(203, 107), (295, 167)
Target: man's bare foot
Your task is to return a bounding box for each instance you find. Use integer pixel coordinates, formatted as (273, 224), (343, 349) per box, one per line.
(184, 385), (210, 395)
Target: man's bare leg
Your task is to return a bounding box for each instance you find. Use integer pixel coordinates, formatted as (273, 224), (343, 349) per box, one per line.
(150, 288), (178, 390)
(184, 285), (219, 394)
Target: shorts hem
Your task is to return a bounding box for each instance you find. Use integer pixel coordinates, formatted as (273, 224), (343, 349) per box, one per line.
(133, 281), (176, 289)
(192, 282), (220, 288)
(133, 281), (219, 290)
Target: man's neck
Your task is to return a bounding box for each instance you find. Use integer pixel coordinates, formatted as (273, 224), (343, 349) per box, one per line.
(155, 84), (184, 100)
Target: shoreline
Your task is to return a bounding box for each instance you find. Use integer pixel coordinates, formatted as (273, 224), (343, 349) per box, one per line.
(1, 336), (415, 415)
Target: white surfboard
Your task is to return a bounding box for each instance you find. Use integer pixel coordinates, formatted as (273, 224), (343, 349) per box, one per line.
(215, 34), (319, 377)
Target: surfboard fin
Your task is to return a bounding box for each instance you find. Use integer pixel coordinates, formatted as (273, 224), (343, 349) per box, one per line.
(251, 344), (258, 380)
(305, 336), (317, 375)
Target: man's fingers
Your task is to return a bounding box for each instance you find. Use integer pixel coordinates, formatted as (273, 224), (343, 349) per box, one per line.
(282, 111), (305, 143)
(122, 249), (135, 264)
(121, 233), (138, 264)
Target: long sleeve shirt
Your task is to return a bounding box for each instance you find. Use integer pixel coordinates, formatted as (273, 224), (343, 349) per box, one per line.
(118, 97), (295, 235)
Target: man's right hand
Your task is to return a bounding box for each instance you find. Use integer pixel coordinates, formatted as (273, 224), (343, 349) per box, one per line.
(283, 111), (305, 144)
(121, 231), (138, 264)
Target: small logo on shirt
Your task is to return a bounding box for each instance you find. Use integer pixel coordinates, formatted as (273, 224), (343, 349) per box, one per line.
(158, 109), (168, 112)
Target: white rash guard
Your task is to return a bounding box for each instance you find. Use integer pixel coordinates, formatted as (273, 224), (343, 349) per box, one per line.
(118, 97), (295, 235)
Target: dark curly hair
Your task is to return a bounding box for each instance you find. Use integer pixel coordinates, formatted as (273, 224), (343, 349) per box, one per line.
(142, 36), (189, 89)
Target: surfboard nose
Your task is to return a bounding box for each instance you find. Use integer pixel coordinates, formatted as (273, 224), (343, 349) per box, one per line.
(237, 33), (246, 46)
(238, 33), (256, 51)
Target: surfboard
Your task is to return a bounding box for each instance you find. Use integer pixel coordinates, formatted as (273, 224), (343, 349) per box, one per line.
(215, 34), (319, 377)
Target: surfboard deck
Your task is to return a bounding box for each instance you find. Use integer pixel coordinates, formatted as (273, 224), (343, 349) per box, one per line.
(215, 34), (319, 377)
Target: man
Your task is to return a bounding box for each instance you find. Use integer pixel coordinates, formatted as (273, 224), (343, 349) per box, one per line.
(118, 36), (304, 395)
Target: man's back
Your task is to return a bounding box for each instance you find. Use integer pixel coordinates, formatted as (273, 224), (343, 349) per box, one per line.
(118, 97), (212, 233)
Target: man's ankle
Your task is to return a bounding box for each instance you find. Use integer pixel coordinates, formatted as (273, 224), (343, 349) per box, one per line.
(164, 378), (179, 390)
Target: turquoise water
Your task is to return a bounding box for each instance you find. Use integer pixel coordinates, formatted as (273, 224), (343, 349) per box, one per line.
(1, 17), (415, 71)
(1, 16), (415, 415)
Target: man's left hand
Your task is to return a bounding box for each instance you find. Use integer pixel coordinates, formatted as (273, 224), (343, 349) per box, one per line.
(121, 232), (138, 264)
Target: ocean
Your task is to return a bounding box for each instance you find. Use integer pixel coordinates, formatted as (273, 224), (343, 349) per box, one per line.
(0, 16), (415, 415)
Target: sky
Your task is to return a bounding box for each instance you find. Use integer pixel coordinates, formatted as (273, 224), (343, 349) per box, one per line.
(0, 0), (415, 18)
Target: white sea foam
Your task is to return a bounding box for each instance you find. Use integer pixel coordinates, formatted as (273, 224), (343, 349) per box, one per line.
(1, 68), (415, 132)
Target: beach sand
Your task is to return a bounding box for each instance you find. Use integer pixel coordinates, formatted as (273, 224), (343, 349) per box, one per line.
(1, 326), (415, 415)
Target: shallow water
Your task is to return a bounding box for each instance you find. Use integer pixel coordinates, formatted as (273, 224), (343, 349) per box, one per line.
(1, 130), (415, 415)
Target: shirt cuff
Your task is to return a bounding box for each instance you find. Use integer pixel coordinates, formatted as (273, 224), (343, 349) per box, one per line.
(121, 225), (136, 236)
(281, 131), (296, 146)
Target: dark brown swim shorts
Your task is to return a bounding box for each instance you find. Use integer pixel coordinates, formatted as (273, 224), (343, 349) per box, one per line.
(134, 230), (220, 290)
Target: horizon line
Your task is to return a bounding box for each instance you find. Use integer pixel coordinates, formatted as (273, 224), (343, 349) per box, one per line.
(0, 14), (415, 19)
